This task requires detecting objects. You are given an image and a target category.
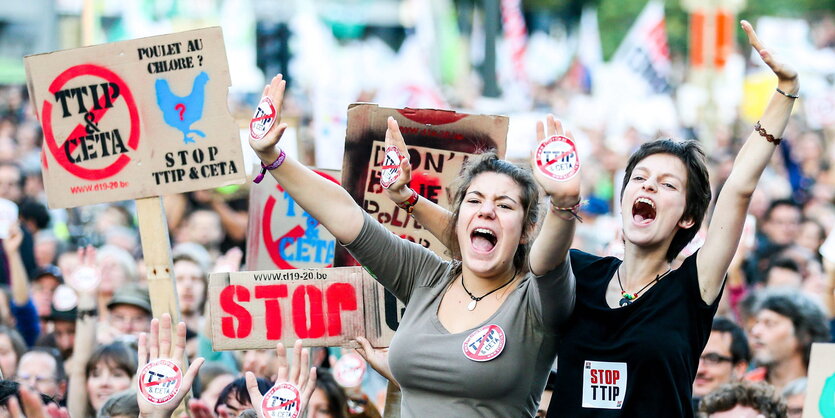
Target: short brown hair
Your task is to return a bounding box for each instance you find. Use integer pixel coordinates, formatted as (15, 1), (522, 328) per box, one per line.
(620, 139), (711, 262)
(698, 382), (786, 417)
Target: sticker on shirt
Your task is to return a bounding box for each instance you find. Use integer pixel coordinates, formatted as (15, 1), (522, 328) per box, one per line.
(137, 359), (182, 405)
(379, 146), (401, 189)
(582, 360), (627, 409)
(462, 324), (506, 362)
(334, 352), (366, 388)
(261, 382), (301, 418)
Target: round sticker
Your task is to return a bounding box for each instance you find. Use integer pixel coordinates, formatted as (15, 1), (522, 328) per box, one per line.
(250, 96), (277, 140)
(138, 359), (182, 405)
(379, 146), (402, 189)
(261, 382), (301, 418)
(333, 352), (366, 388)
(52, 285), (78, 311)
(462, 324), (506, 362)
(41, 64), (140, 180)
(535, 135), (580, 181)
(69, 266), (100, 292)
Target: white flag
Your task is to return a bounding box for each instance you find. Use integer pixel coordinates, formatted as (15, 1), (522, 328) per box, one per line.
(612, 1), (671, 94)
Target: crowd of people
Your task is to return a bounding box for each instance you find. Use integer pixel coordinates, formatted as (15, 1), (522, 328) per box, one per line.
(0, 13), (832, 418)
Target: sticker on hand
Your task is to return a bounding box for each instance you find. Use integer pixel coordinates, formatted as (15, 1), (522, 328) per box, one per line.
(138, 359), (183, 405)
(380, 146), (402, 189)
(250, 97), (277, 140)
(535, 135), (580, 181)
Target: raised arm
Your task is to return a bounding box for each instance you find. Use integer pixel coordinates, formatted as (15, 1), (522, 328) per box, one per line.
(527, 116), (581, 275)
(67, 247), (99, 418)
(249, 74), (365, 244)
(697, 20), (799, 304)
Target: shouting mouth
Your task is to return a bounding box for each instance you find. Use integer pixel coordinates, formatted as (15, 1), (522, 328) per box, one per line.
(471, 227), (497, 253)
(632, 197), (656, 225)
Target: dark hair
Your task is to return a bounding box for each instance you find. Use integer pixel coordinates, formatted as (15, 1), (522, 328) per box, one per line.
(445, 152), (541, 273)
(698, 382), (786, 417)
(19, 199), (50, 230)
(755, 290), (830, 366)
(314, 369), (349, 418)
(22, 346), (67, 383)
(0, 380), (56, 408)
(711, 317), (751, 365)
(85, 342), (137, 381)
(97, 390), (139, 418)
(620, 139), (711, 262)
(215, 376), (270, 415)
(763, 199), (801, 222)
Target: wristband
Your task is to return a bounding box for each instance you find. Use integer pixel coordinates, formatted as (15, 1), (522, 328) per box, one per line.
(775, 87), (799, 99)
(396, 188), (419, 214)
(753, 121), (782, 146)
(77, 309), (97, 320)
(550, 198), (584, 223)
(253, 149), (286, 184)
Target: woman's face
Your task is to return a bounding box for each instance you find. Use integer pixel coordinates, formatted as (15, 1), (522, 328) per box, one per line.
(455, 172), (526, 279)
(174, 260), (206, 315)
(307, 388), (334, 418)
(87, 360), (132, 412)
(621, 153), (692, 249)
(0, 334), (18, 378)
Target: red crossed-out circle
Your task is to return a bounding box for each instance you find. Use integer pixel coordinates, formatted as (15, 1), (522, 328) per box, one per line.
(462, 324), (506, 362)
(137, 359), (182, 405)
(42, 64), (140, 180)
(263, 170), (341, 269)
(261, 382), (301, 418)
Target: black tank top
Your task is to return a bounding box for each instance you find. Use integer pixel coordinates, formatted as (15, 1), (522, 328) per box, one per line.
(547, 250), (721, 417)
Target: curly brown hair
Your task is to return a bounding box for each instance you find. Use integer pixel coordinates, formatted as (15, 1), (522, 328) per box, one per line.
(698, 382), (787, 417)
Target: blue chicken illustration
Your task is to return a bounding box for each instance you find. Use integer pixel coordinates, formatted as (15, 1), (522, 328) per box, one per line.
(155, 71), (209, 144)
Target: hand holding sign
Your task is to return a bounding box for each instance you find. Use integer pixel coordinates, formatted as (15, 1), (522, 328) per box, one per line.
(247, 340), (317, 418)
(532, 115), (581, 209)
(136, 313), (205, 418)
(249, 74), (288, 160)
(355, 336), (396, 387)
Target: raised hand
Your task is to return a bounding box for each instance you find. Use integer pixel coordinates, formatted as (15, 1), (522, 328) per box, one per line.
(67, 245), (101, 296)
(1, 223), (23, 254)
(248, 74), (288, 158)
(531, 115), (582, 208)
(246, 340), (317, 418)
(136, 313), (205, 418)
(740, 20), (798, 89)
(354, 336), (397, 386)
(382, 116), (414, 204)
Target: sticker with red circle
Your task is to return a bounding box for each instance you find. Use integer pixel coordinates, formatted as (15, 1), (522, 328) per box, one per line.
(334, 352), (366, 388)
(462, 324), (506, 362)
(250, 96), (277, 140)
(261, 382), (301, 418)
(535, 135), (580, 181)
(69, 266), (100, 293)
(138, 359), (182, 405)
(379, 146), (402, 189)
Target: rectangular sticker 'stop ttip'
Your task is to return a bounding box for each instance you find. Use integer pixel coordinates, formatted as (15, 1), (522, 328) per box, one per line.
(25, 27), (246, 209)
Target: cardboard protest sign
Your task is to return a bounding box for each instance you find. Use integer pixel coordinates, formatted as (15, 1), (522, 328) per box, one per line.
(208, 267), (399, 350)
(246, 167), (341, 271)
(335, 104), (508, 266)
(25, 27), (245, 208)
(803, 343), (835, 418)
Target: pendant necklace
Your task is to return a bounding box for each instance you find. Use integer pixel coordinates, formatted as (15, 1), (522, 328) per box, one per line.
(617, 265), (672, 307)
(461, 267), (518, 311)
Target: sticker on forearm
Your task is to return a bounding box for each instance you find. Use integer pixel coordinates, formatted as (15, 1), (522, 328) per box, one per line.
(379, 146), (402, 189)
(138, 359), (182, 405)
(582, 360), (627, 409)
(334, 352), (366, 388)
(261, 382), (301, 418)
(462, 324), (506, 362)
(250, 97), (277, 140)
(535, 135), (580, 181)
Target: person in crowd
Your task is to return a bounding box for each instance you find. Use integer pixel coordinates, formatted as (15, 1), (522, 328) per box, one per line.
(747, 199), (804, 284)
(0, 325), (26, 378)
(29, 265), (62, 329)
(782, 377), (806, 418)
(384, 21), (799, 417)
(4, 224), (40, 346)
(196, 362), (236, 412)
(84, 342), (137, 414)
(172, 244), (210, 332)
(99, 390), (139, 418)
(250, 71), (576, 416)
(95, 245), (139, 317)
(698, 382), (787, 417)
(0, 380), (67, 416)
(693, 318), (751, 408)
(14, 347), (66, 404)
(308, 369), (349, 418)
(746, 290), (830, 391)
(41, 305), (76, 361)
(764, 257), (803, 289)
(105, 283), (152, 341)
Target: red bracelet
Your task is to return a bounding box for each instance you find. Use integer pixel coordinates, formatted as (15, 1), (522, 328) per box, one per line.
(396, 188), (419, 214)
(550, 199), (584, 222)
(253, 149), (286, 183)
(753, 121), (782, 146)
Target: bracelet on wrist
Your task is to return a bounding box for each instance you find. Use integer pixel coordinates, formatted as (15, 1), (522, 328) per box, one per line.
(753, 121), (782, 146)
(253, 149), (286, 183)
(550, 198), (584, 223)
(77, 309), (97, 320)
(396, 188), (419, 214)
(775, 87), (799, 99)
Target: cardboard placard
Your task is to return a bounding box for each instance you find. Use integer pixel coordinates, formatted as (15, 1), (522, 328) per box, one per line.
(208, 267), (400, 350)
(803, 343), (835, 418)
(25, 27), (245, 208)
(246, 167), (341, 271)
(335, 104), (508, 266)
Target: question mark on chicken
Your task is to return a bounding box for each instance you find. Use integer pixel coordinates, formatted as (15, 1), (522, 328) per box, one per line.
(175, 104), (186, 121)
(198, 55), (203, 66)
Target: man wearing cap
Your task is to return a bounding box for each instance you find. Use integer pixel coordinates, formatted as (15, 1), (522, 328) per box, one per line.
(41, 305), (77, 361)
(106, 283), (152, 341)
(30, 265), (63, 330)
